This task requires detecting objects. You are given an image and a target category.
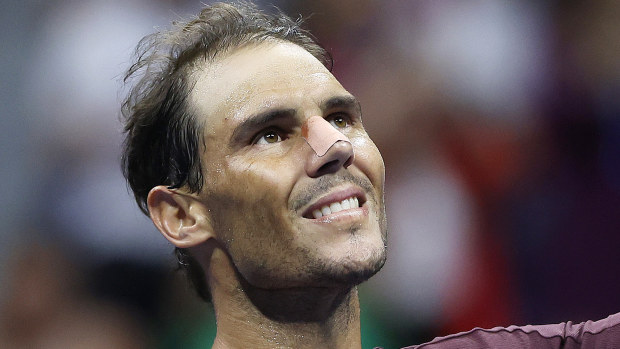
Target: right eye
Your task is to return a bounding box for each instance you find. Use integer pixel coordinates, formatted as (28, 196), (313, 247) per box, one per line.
(253, 129), (283, 145)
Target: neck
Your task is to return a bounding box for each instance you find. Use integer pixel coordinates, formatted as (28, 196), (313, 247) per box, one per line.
(197, 243), (362, 349)
(213, 284), (361, 349)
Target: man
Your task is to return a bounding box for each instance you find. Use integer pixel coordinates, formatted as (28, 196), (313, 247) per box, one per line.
(121, 2), (620, 348)
(123, 2), (385, 347)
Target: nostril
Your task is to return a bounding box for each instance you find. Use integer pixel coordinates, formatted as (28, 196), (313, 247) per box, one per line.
(343, 154), (354, 168)
(316, 159), (340, 176)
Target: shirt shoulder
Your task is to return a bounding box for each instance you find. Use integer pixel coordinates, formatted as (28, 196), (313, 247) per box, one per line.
(401, 312), (620, 349)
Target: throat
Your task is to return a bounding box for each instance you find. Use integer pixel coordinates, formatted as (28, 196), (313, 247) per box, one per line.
(214, 284), (362, 349)
(245, 284), (356, 323)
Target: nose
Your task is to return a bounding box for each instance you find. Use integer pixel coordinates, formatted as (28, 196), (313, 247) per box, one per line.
(303, 116), (354, 178)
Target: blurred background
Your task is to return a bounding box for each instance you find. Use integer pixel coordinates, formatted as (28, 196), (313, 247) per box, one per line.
(1, 0), (619, 348)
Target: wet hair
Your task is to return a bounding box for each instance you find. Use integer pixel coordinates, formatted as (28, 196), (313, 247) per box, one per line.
(120, 1), (331, 302)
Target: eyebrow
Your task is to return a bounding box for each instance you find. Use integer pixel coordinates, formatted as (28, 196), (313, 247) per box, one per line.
(321, 95), (362, 115)
(229, 108), (296, 146)
(228, 95), (362, 147)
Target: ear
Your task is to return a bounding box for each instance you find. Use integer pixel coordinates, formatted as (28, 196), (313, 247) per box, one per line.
(147, 186), (213, 248)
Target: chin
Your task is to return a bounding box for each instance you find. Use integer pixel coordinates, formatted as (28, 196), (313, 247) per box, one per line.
(318, 223), (388, 287)
(241, 244), (386, 290)
(309, 244), (387, 287)
(332, 259), (386, 286)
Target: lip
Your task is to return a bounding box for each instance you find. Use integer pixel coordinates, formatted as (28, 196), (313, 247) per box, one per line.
(301, 186), (367, 219)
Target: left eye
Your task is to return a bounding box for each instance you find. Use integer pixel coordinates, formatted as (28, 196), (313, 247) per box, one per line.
(254, 130), (283, 145)
(329, 115), (349, 129)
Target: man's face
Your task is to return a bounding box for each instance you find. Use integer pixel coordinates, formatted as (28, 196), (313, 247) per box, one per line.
(190, 41), (386, 289)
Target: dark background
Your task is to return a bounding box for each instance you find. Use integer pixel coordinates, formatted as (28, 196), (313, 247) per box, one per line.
(1, 1), (619, 348)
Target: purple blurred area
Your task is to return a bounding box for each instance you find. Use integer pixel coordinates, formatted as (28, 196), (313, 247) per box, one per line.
(1, 0), (619, 348)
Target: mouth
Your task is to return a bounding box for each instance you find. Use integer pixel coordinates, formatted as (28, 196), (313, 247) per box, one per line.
(302, 187), (367, 220)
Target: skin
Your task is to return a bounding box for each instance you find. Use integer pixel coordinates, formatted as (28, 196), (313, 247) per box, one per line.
(149, 40), (387, 348)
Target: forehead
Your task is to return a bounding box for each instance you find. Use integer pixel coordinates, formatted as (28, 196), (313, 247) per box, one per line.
(189, 41), (347, 133)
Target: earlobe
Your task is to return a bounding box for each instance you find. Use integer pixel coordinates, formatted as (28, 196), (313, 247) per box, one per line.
(147, 186), (213, 248)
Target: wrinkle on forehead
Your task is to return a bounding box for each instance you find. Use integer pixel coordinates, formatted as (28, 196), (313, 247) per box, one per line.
(189, 41), (339, 133)
(216, 70), (335, 123)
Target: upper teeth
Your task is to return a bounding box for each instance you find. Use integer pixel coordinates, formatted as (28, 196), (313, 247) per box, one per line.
(312, 197), (359, 219)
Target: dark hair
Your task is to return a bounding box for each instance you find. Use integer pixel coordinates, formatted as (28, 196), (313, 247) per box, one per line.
(121, 1), (331, 301)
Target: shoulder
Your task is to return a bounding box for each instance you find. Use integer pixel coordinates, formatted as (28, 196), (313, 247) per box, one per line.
(401, 313), (620, 349)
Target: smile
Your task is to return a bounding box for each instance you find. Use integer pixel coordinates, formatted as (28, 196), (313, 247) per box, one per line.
(301, 186), (367, 220)
(312, 196), (360, 219)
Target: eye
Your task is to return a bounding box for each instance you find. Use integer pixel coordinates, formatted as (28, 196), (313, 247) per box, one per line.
(254, 129), (283, 145)
(328, 114), (349, 129)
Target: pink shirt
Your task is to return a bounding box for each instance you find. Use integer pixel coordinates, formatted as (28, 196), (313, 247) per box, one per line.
(401, 312), (620, 348)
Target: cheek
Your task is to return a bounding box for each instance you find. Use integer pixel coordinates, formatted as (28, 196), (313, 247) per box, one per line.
(201, 151), (300, 239)
(351, 135), (385, 189)
(201, 154), (307, 285)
